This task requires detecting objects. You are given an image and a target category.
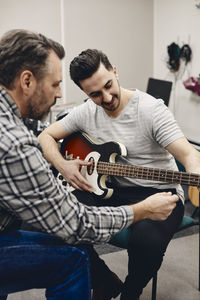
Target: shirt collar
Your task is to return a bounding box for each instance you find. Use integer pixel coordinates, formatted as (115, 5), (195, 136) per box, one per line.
(0, 85), (22, 120)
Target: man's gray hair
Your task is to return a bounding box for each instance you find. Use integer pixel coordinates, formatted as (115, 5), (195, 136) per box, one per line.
(0, 29), (65, 89)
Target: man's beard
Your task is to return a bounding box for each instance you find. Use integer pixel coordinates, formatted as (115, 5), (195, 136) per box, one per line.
(102, 95), (120, 111)
(27, 100), (50, 121)
(102, 81), (121, 112)
(26, 88), (55, 121)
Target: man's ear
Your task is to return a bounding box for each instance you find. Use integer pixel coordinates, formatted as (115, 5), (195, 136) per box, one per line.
(20, 70), (36, 95)
(113, 66), (119, 80)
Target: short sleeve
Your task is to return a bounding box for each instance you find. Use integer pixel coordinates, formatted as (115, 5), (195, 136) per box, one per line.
(152, 99), (184, 148)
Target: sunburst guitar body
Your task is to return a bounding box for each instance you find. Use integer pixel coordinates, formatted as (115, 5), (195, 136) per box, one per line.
(58, 131), (127, 199)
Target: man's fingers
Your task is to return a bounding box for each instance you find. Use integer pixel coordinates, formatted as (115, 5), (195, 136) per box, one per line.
(159, 191), (172, 195)
(168, 194), (179, 203)
(71, 181), (93, 192)
(78, 173), (93, 188)
(69, 173), (93, 192)
(70, 181), (81, 191)
(157, 192), (179, 203)
(78, 159), (92, 166)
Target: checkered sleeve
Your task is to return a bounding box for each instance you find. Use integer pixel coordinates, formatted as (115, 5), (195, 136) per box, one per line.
(0, 135), (133, 244)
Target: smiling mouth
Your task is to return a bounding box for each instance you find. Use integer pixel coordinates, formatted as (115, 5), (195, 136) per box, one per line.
(102, 97), (120, 111)
(103, 96), (116, 107)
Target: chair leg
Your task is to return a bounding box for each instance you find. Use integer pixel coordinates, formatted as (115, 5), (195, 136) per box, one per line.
(191, 207), (199, 218)
(152, 272), (157, 300)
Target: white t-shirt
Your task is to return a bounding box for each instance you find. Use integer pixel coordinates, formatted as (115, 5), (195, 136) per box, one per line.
(61, 90), (185, 201)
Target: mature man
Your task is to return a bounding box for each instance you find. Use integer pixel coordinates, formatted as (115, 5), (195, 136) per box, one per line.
(0, 32), (178, 300)
(39, 49), (200, 300)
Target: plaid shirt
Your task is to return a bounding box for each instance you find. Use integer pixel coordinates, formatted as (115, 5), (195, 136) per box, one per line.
(0, 86), (133, 244)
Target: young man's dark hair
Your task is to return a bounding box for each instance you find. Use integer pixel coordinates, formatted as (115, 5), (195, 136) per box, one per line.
(70, 49), (113, 89)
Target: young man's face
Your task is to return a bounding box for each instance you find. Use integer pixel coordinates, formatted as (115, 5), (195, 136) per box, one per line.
(27, 51), (62, 121)
(79, 63), (121, 113)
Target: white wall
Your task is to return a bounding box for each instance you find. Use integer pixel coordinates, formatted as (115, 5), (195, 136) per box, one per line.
(154, 0), (200, 142)
(0, 0), (65, 105)
(0, 0), (61, 41)
(63, 0), (154, 104)
(0, 0), (153, 108)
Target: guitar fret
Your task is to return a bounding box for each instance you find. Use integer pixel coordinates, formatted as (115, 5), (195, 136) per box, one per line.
(141, 167), (144, 179)
(97, 162), (200, 187)
(172, 171), (174, 182)
(165, 170), (167, 182)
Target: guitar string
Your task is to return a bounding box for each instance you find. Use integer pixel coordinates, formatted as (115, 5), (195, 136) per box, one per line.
(96, 161), (200, 186)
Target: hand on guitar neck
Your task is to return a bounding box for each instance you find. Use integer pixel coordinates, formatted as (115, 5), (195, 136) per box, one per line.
(130, 192), (179, 223)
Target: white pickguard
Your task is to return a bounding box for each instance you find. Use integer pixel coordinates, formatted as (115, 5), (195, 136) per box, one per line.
(81, 151), (113, 198)
(58, 139), (127, 199)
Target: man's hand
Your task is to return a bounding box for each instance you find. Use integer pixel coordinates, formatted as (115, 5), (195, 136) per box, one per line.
(130, 192), (179, 223)
(59, 159), (94, 192)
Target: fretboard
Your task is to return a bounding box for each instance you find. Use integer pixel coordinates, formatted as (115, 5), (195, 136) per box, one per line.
(97, 161), (200, 187)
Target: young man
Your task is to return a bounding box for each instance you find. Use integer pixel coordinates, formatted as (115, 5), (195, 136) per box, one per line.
(0, 32), (178, 300)
(38, 49), (194, 300)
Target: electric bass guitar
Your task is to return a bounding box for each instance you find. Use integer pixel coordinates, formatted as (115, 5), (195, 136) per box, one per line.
(57, 131), (200, 199)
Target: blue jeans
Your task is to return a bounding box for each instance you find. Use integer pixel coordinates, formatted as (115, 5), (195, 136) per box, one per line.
(0, 230), (91, 300)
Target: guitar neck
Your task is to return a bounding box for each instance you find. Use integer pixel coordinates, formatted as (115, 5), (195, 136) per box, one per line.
(97, 161), (200, 187)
